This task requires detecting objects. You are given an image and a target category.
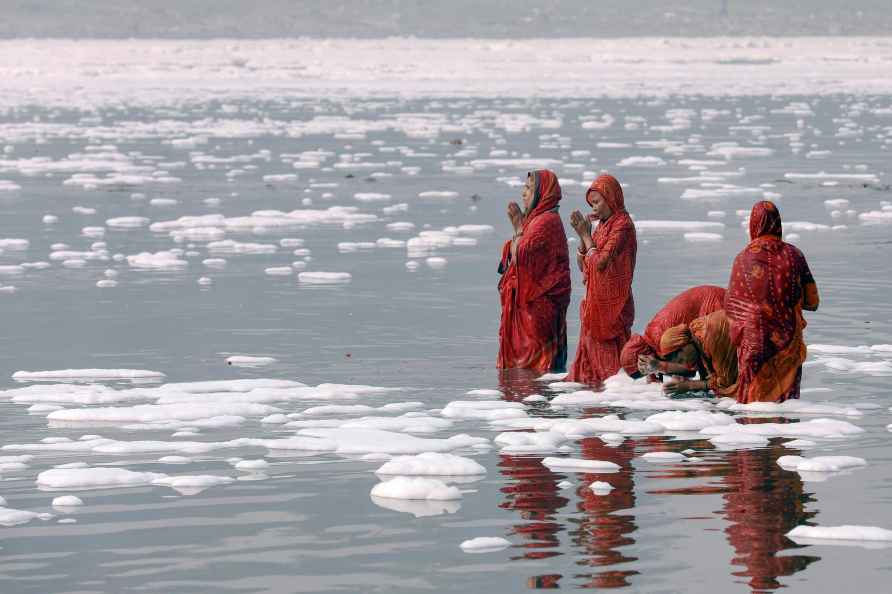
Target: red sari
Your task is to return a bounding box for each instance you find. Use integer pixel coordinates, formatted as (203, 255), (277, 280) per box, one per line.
(497, 170), (571, 373)
(567, 175), (636, 385)
(619, 285), (726, 377)
(725, 201), (819, 404)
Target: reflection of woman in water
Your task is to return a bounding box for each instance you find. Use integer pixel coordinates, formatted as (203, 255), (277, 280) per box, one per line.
(571, 436), (640, 588)
(720, 443), (819, 591)
(498, 454), (568, 562)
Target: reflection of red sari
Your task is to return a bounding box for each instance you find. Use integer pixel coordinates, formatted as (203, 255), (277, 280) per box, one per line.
(498, 170), (571, 373)
(568, 175), (636, 385)
(573, 437), (639, 588)
(726, 201), (819, 403)
(722, 444), (818, 591)
(620, 285), (726, 377)
(499, 455), (568, 560)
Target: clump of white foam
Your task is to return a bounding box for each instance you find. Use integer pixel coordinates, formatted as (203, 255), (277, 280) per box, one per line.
(52, 495), (84, 507)
(542, 457), (620, 472)
(37, 467), (167, 490)
(787, 525), (892, 543)
(226, 355), (277, 367)
(0, 507), (53, 526)
(589, 481), (614, 495)
(376, 452), (485, 476)
(370, 476), (462, 500)
(494, 431), (567, 454)
(459, 536), (511, 552)
(777, 455), (866, 473)
(127, 251), (188, 269)
(441, 400), (526, 421)
(13, 369), (165, 381)
(234, 459), (270, 471)
(298, 272), (352, 284)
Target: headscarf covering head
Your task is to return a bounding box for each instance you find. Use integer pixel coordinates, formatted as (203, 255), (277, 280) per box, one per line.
(620, 334), (653, 378)
(524, 169), (562, 222)
(658, 324), (694, 357)
(748, 200), (782, 240)
(586, 174), (626, 214)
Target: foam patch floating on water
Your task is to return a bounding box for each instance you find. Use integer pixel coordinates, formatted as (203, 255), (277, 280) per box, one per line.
(12, 369), (165, 382)
(787, 525), (892, 543)
(375, 452), (486, 476)
(225, 355), (277, 367)
(298, 272), (352, 284)
(541, 457), (621, 472)
(459, 536), (511, 552)
(370, 476), (462, 500)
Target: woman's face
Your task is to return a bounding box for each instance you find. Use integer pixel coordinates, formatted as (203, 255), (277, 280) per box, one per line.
(670, 343), (699, 368)
(521, 176), (535, 211)
(589, 190), (613, 221)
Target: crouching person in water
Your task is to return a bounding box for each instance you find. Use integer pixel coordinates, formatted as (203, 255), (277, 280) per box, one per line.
(638, 309), (738, 397)
(497, 170), (571, 374)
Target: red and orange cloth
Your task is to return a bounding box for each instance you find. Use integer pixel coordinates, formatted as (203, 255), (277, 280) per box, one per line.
(619, 285), (726, 378)
(497, 170), (571, 373)
(725, 201), (819, 403)
(567, 175), (637, 385)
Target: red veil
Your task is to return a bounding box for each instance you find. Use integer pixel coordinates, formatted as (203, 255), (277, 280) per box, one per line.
(725, 201), (819, 403)
(568, 174), (637, 385)
(620, 285), (726, 377)
(497, 170), (571, 373)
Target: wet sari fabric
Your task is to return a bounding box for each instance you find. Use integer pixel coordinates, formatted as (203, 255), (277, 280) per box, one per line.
(497, 170), (571, 373)
(725, 201), (819, 403)
(620, 285), (726, 377)
(568, 175), (637, 385)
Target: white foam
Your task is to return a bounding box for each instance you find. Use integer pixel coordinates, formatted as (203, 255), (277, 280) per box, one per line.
(541, 457), (621, 472)
(12, 369), (165, 382)
(127, 250), (188, 269)
(0, 507), (51, 526)
(441, 400), (526, 421)
(370, 476), (462, 500)
(494, 431), (567, 454)
(777, 455), (867, 473)
(375, 452), (485, 476)
(298, 272), (352, 284)
(617, 156), (666, 167)
(589, 481), (614, 495)
(787, 525), (892, 543)
(226, 356), (277, 367)
(459, 536), (511, 552)
(52, 495), (84, 507)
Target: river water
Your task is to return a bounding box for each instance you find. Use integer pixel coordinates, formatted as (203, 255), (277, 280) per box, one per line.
(0, 39), (891, 594)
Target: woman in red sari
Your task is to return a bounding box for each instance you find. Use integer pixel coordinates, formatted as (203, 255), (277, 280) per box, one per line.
(497, 170), (571, 374)
(567, 174), (637, 385)
(620, 285), (726, 379)
(725, 201), (819, 404)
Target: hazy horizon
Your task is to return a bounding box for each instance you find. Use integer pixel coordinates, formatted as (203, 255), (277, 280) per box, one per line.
(2, 0), (891, 38)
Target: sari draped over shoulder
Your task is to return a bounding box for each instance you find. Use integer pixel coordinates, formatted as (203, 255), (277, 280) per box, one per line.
(497, 170), (571, 373)
(725, 201), (819, 404)
(567, 174), (637, 385)
(620, 285), (726, 377)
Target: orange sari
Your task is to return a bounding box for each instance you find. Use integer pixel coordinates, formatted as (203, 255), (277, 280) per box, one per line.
(725, 201), (819, 403)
